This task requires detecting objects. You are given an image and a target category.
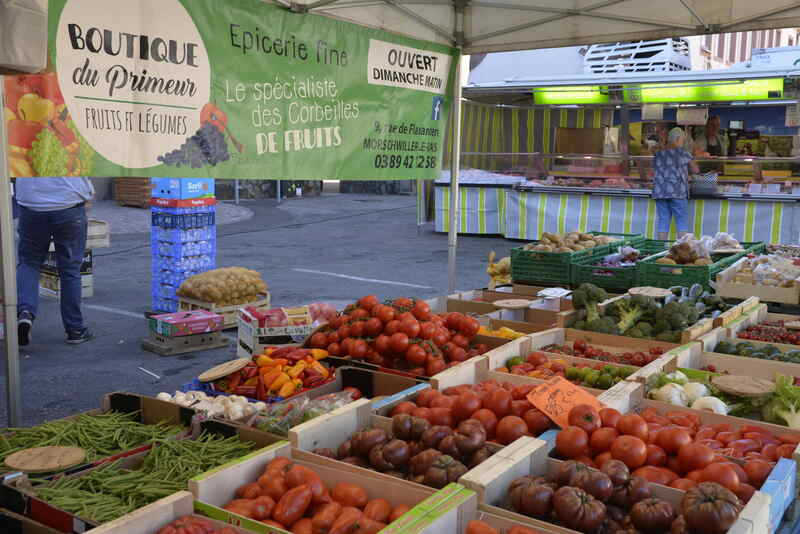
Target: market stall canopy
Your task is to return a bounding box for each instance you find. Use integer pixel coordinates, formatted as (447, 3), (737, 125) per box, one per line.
(6, 0), (800, 73)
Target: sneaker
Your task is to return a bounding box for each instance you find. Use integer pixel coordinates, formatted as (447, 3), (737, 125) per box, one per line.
(18, 312), (33, 346)
(66, 328), (94, 345)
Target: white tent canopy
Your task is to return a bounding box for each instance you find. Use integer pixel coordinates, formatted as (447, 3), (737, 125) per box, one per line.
(285, 0), (800, 53)
(4, 0), (800, 425)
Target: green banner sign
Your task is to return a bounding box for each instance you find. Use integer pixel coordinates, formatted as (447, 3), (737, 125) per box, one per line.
(5, 0), (457, 179)
(625, 78), (785, 103)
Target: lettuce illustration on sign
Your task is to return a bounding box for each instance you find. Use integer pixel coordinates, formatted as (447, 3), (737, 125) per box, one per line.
(30, 128), (69, 176)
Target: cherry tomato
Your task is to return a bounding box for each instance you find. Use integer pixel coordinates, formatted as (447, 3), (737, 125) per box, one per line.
(389, 333), (410, 353)
(405, 344), (427, 366)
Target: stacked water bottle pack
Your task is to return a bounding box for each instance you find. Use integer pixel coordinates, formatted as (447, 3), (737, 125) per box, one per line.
(150, 178), (217, 312)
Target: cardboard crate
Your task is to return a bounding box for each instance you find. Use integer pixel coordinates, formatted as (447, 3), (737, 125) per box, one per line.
(39, 273), (93, 299)
(717, 257), (800, 305)
(178, 293), (269, 330)
(7, 419), (283, 533)
(0, 508), (62, 534)
(189, 440), (461, 534)
(87, 220), (110, 249)
(236, 306), (313, 355)
(613, 382), (796, 533)
(650, 347), (800, 384)
(114, 178), (151, 208)
(151, 178), (215, 200)
(458, 433), (772, 534)
(86, 492), (256, 534)
(424, 295), (499, 316)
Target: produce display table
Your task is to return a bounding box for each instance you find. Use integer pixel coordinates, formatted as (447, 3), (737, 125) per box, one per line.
(435, 184), (798, 243)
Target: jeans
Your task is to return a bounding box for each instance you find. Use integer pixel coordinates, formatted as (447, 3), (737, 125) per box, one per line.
(656, 198), (689, 234)
(17, 204), (87, 334)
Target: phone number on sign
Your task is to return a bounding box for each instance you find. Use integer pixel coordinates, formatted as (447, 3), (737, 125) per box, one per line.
(373, 154), (437, 169)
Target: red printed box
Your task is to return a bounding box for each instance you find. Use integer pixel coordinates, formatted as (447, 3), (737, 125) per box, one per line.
(148, 310), (224, 337)
(238, 305), (313, 337)
(149, 197), (217, 208)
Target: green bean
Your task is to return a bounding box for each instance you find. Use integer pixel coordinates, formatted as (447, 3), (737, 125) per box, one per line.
(32, 432), (255, 524)
(0, 412), (183, 465)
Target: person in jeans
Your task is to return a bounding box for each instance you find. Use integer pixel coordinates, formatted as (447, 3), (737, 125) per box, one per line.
(15, 178), (95, 345)
(653, 128), (699, 240)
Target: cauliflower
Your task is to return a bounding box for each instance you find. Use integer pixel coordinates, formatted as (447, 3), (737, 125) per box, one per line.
(683, 383), (710, 404)
(651, 383), (689, 406)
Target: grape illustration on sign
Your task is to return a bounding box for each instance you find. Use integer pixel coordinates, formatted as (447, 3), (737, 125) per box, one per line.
(55, 0), (211, 169)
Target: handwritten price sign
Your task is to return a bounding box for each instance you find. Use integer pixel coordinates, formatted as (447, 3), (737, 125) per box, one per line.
(527, 376), (606, 428)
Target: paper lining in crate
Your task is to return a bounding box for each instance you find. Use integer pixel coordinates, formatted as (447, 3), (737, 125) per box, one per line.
(178, 292), (269, 329)
(459, 432), (773, 534)
(716, 257), (800, 305)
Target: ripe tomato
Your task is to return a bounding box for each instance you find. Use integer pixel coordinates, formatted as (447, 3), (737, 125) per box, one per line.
(412, 300), (431, 321)
(670, 478), (697, 490)
(445, 313), (464, 330)
(459, 317), (481, 337)
(337, 324), (351, 340)
(526, 352), (548, 367)
(351, 309), (369, 320)
(743, 459), (772, 488)
(428, 407), (453, 427)
(349, 321), (365, 338)
(358, 295), (379, 311)
(677, 443), (714, 473)
(555, 426), (589, 459)
(700, 463), (740, 491)
(364, 317), (383, 337)
(432, 329), (450, 346)
(326, 342), (342, 356)
(568, 405), (601, 434)
(471, 408), (499, 437)
(373, 335), (391, 354)
(309, 332), (328, 349)
(762, 443), (779, 461)
(589, 427), (619, 455)
(416, 389), (441, 407)
(452, 392), (481, 422)
(405, 344), (427, 366)
(645, 444), (667, 466)
(656, 428), (692, 455)
(350, 339), (368, 359)
(384, 320), (402, 336)
(778, 444), (796, 459)
(389, 333), (410, 353)
(431, 395), (455, 410)
(594, 452), (613, 468)
(393, 297), (414, 309)
(419, 322), (436, 340)
(695, 426), (717, 441)
(390, 401), (417, 416)
(496, 416), (528, 445)
(599, 408), (622, 428)
(448, 346), (469, 362)
(451, 334), (469, 349)
(411, 407), (431, 420)
(425, 357), (446, 376)
(735, 483), (756, 504)
(617, 414), (649, 442)
(523, 409), (552, 436)
(632, 466), (673, 485)
(483, 388), (512, 418)
(510, 400), (533, 418)
(374, 305), (395, 324)
(610, 435), (648, 469)
(401, 318), (421, 338)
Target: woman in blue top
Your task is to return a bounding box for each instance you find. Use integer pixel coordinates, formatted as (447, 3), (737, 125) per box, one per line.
(653, 127), (699, 240)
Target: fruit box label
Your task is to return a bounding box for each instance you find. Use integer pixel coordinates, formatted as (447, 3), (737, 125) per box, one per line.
(527, 375), (605, 428)
(148, 310), (224, 337)
(242, 306), (313, 337)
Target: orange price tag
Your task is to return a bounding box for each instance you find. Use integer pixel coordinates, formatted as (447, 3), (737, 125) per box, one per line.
(526, 376), (605, 429)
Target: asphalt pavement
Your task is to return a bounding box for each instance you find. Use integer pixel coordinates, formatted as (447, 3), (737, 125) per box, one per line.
(0, 192), (516, 427)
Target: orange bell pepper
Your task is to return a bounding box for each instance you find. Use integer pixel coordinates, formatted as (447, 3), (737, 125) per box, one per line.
(309, 360), (329, 379)
(287, 361), (307, 379)
(256, 354), (274, 367)
(243, 377), (259, 387)
(271, 358), (289, 368)
(260, 368), (282, 389)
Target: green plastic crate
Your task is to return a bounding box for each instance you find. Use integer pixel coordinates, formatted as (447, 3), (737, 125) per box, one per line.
(589, 231), (647, 250)
(572, 240), (671, 291)
(511, 244), (609, 286)
(637, 247), (759, 291)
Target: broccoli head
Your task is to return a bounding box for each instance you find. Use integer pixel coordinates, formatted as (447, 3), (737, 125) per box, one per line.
(655, 331), (681, 343)
(587, 316), (619, 335)
(654, 319), (670, 334)
(572, 320), (587, 331)
(625, 327), (645, 338)
(615, 297), (646, 334)
(636, 322), (654, 338)
(572, 283), (608, 323)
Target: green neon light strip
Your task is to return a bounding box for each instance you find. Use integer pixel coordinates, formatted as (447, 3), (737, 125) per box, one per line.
(533, 86), (610, 105)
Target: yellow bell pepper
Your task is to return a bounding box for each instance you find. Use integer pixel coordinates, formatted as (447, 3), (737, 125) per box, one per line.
(309, 360), (329, 379)
(256, 354), (275, 367)
(278, 380), (297, 397)
(287, 361), (307, 379)
(263, 347), (277, 356)
(292, 377), (303, 389)
(310, 349), (328, 360)
(260, 368), (281, 388)
(269, 372), (291, 392)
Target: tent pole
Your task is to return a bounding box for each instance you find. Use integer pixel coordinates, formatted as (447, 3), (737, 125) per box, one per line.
(416, 178), (424, 236)
(447, 53), (464, 293)
(0, 78), (23, 426)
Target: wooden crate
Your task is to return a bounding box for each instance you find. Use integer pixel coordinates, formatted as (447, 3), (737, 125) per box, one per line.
(141, 330), (228, 356)
(188, 440), (461, 533)
(1, 507), (63, 534)
(86, 219), (110, 249)
(178, 293), (269, 330)
(458, 432), (772, 534)
(85, 492), (255, 534)
(113, 178), (151, 208)
(717, 257), (800, 305)
(39, 273), (93, 299)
